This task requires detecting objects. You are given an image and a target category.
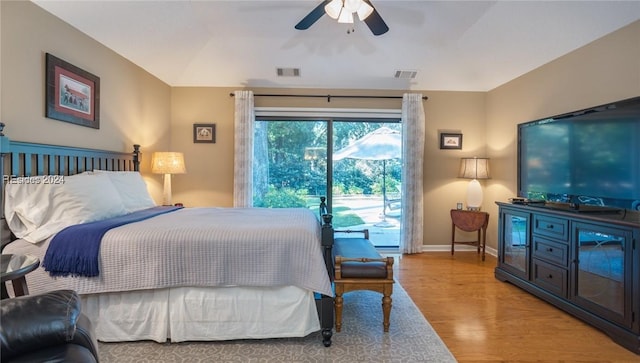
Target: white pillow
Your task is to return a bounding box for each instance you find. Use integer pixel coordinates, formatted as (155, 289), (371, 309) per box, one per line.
(8, 173), (127, 243)
(93, 170), (156, 213)
(53, 172), (127, 220)
(4, 176), (55, 240)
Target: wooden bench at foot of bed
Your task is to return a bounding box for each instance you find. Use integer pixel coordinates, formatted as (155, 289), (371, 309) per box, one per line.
(333, 229), (394, 333)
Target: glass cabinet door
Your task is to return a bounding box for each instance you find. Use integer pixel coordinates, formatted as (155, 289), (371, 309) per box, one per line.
(499, 209), (530, 279)
(573, 222), (631, 327)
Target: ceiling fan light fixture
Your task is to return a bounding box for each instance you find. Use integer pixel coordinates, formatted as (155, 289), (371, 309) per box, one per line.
(324, 0), (342, 19)
(338, 8), (354, 24)
(356, 1), (374, 20)
(297, 0), (387, 36)
(343, 0), (362, 13)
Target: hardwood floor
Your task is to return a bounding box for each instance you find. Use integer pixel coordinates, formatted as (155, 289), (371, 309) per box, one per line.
(394, 252), (639, 362)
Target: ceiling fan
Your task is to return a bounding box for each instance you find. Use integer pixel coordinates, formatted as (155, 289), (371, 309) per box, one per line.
(295, 0), (389, 36)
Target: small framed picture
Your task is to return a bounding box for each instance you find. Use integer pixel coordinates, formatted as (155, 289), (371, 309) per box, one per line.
(45, 53), (100, 129)
(194, 123), (216, 143)
(440, 133), (462, 149)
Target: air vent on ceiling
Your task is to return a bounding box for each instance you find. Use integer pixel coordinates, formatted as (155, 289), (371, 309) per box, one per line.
(394, 70), (417, 79)
(276, 67), (301, 77)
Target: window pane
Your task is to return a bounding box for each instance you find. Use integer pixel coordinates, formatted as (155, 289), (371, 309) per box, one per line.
(333, 122), (401, 247)
(253, 120), (327, 209)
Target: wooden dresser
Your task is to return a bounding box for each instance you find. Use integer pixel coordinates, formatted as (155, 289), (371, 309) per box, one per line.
(495, 201), (640, 354)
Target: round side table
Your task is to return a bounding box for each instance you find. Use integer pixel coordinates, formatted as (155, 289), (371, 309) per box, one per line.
(1, 254), (40, 299)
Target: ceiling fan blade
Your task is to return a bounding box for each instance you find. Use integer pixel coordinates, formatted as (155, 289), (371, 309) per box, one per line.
(295, 0), (330, 30)
(363, 1), (389, 36)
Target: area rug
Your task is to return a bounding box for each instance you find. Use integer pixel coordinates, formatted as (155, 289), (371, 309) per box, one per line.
(98, 284), (457, 362)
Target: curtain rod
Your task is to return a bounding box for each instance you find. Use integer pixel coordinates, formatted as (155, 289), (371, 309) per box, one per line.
(229, 93), (428, 102)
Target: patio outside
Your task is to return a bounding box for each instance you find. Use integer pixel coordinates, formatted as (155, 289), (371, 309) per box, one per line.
(333, 195), (400, 248)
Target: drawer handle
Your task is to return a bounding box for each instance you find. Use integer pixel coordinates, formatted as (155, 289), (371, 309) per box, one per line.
(546, 224), (554, 229)
(547, 274), (553, 279)
(546, 247), (554, 252)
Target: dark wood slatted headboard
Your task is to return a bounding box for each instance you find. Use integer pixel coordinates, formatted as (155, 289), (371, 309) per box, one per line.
(4, 141), (139, 176)
(0, 122), (140, 248)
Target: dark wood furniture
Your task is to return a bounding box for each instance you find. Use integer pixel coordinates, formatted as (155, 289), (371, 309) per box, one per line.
(332, 228), (394, 332)
(450, 209), (489, 261)
(0, 124), (335, 347)
(1, 254), (40, 299)
(495, 201), (640, 354)
(318, 199), (335, 347)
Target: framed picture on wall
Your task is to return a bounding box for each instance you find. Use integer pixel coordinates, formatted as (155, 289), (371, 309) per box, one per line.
(45, 53), (100, 129)
(194, 123), (216, 143)
(440, 133), (462, 149)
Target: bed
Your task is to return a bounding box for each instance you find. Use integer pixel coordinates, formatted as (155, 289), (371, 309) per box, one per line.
(0, 124), (335, 347)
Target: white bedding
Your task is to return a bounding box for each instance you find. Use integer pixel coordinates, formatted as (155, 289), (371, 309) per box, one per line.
(7, 207), (332, 297)
(3, 206), (332, 342)
(81, 286), (320, 343)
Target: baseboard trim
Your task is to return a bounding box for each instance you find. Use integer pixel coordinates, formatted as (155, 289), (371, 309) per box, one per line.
(421, 244), (497, 257)
(377, 245), (497, 257)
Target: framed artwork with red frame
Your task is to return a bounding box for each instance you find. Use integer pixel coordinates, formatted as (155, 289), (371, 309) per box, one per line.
(46, 53), (100, 129)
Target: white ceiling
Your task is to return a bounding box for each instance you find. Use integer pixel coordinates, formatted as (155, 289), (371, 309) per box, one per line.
(33, 1), (640, 92)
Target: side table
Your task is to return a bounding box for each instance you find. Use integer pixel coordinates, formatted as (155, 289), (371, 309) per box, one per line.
(1, 254), (40, 299)
(450, 209), (490, 261)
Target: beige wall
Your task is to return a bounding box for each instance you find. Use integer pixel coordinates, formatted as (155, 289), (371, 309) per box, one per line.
(1, 1), (172, 202)
(422, 91), (486, 247)
(169, 87), (237, 207)
(3, 2), (638, 249)
(485, 20), (640, 246)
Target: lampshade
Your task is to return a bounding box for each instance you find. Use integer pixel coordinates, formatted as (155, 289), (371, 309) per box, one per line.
(324, 0), (342, 19)
(151, 152), (186, 206)
(458, 157), (490, 210)
(343, 0), (362, 13)
(151, 152), (186, 175)
(356, 1), (374, 20)
(458, 157), (490, 180)
(338, 8), (354, 24)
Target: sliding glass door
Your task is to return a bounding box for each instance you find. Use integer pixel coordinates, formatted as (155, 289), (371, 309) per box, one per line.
(252, 118), (401, 248)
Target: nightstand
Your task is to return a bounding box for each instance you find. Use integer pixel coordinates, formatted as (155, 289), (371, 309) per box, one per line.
(450, 209), (490, 261)
(1, 254), (40, 299)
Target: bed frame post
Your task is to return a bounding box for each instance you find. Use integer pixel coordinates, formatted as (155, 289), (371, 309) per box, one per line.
(318, 196), (334, 347)
(0, 122), (11, 249)
(133, 144), (140, 172)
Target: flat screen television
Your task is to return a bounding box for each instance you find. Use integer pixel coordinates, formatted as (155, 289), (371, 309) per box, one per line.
(518, 96), (640, 212)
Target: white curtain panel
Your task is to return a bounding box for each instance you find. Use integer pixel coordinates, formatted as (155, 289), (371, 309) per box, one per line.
(400, 93), (425, 254)
(233, 90), (255, 207)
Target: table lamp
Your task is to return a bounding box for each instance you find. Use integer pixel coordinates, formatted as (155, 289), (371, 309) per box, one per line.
(458, 157), (490, 210)
(151, 152), (186, 206)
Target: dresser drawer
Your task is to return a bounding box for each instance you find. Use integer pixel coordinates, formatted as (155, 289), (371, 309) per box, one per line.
(532, 236), (569, 267)
(532, 258), (568, 298)
(533, 214), (569, 241)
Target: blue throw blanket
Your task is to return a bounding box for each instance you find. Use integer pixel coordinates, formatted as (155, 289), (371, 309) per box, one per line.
(43, 206), (182, 277)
